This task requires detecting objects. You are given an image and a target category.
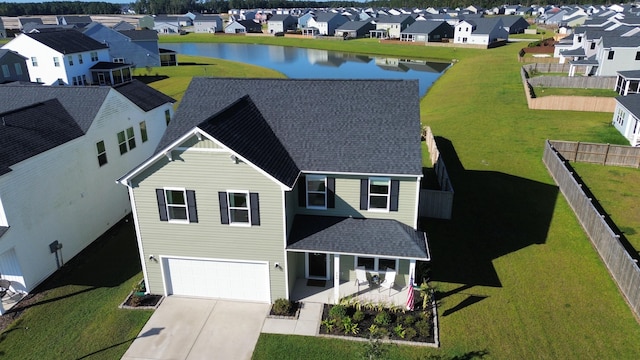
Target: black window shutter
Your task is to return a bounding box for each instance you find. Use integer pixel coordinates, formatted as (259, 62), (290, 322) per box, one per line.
(218, 192), (229, 224)
(360, 179), (368, 210)
(250, 193), (260, 226)
(327, 177), (335, 208)
(298, 175), (306, 207)
(186, 190), (198, 223)
(390, 180), (400, 212)
(156, 189), (168, 221)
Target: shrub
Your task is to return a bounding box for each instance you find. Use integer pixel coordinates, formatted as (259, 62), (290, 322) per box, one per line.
(393, 324), (406, 339)
(404, 327), (417, 340)
(272, 298), (293, 316)
(342, 316), (359, 335)
(329, 304), (347, 320)
(415, 320), (432, 338)
(353, 310), (365, 322)
(321, 318), (336, 333)
(402, 315), (416, 327)
(374, 311), (392, 326)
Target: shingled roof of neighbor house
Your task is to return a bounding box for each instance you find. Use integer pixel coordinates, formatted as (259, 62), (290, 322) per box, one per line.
(24, 29), (108, 54)
(157, 78), (423, 188)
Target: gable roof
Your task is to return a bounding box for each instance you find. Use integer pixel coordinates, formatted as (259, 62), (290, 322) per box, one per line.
(118, 29), (158, 41)
(156, 78), (422, 185)
(471, 17), (504, 34)
(24, 30), (108, 54)
(616, 94), (640, 116)
(268, 14), (294, 22)
(402, 20), (449, 34)
(113, 80), (175, 112)
(337, 20), (374, 31)
(0, 49), (27, 61)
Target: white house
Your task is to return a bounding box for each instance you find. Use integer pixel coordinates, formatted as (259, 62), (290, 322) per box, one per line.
(1, 30), (111, 86)
(0, 81), (174, 313)
(453, 18), (508, 45)
(612, 94), (640, 146)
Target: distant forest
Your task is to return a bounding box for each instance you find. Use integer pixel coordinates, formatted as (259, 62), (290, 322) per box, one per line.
(0, 0), (618, 17)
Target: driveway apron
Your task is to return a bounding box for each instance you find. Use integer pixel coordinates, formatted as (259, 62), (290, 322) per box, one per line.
(121, 297), (270, 360)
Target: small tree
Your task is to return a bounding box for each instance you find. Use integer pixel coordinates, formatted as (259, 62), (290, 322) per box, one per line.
(361, 334), (389, 360)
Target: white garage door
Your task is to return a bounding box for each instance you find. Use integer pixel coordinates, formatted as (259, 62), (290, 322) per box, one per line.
(163, 257), (270, 303)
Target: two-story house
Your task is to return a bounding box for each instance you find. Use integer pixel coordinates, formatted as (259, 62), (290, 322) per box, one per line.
(0, 81), (174, 313)
(267, 14), (297, 34)
(1, 30), (112, 86)
(306, 12), (349, 36)
(82, 22), (161, 68)
(118, 78), (430, 305)
(612, 94), (640, 146)
(371, 15), (415, 39)
(0, 50), (29, 83)
(453, 17), (508, 45)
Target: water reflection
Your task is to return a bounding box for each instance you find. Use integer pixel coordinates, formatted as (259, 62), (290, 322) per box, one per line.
(162, 43), (450, 96)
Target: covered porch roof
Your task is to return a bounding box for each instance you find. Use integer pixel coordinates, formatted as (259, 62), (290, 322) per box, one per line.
(287, 215), (430, 261)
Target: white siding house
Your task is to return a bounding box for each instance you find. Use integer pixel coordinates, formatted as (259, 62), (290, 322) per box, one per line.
(1, 30), (110, 86)
(612, 94), (640, 146)
(0, 81), (174, 314)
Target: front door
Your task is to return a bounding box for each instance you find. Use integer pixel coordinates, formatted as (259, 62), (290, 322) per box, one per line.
(306, 253), (329, 280)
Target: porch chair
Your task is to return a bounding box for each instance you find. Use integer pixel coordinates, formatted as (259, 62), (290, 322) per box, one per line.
(379, 268), (396, 296)
(355, 266), (369, 294)
(0, 279), (14, 299)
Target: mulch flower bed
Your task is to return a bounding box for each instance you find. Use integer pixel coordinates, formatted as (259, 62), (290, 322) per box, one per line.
(320, 302), (435, 344)
(268, 299), (300, 319)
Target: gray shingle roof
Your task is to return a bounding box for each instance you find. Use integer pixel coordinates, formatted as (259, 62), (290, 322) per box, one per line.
(113, 79), (175, 112)
(158, 78), (422, 184)
(25, 30), (107, 54)
(336, 20), (373, 31)
(402, 20), (448, 34)
(118, 29), (158, 41)
(601, 36), (640, 48)
(617, 94), (640, 117)
(287, 215), (430, 260)
(617, 70), (640, 79)
(470, 17), (503, 34)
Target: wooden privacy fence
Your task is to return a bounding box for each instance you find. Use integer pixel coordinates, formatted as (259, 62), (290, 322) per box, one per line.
(420, 126), (454, 220)
(549, 140), (640, 168)
(528, 75), (616, 89)
(543, 140), (640, 319)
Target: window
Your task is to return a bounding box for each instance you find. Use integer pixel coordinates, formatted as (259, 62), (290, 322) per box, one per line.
(14, 63), (22, 75)
(113, 57), (125, 63)
(82, 74), (87, 85)
(165, 109), (171, 125)
(72, 76), (78, 86)
(117, 127), (136, 154)
(156, 188), (198, 223)
(355, 257), (397, 272)
(96, 140), (107, 166)
(636, 51), (640, 61)
(67, 56), (73, 66)
(615, 107), (626, 126)
(218, 191), (260, 226)
(35, 77), (42, 83)
(360, 178), (399, 212)
(90, 51), (98, 61)
(608, 50), (615, 60)
(31, 57), (38, 66)
(1, 65), (9, 78)
(78, 54), (83, 64)
(53, 57), (60, 67)
(139, 121), (148, 142)
(306, 175), (326, 208)
(590, 42), (596, 50)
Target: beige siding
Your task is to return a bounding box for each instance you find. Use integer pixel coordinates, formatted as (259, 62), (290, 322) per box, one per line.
(292, 175), (418, 227)
(340, 254), (354, 281)
(131, 139), (286, 301)
(179, 136), (221, 149)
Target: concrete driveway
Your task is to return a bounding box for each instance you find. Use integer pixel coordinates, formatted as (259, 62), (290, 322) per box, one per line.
(121, 297), (270, 360)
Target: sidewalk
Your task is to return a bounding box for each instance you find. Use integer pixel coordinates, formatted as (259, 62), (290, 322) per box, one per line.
(261, 301), (323, 336)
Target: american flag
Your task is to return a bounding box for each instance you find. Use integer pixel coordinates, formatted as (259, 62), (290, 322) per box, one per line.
(406, 276), (415, 311)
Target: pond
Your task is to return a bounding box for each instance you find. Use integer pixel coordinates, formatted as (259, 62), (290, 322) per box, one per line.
(161, 43), (450, 96)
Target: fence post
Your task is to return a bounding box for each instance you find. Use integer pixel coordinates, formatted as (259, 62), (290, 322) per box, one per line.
(603, 144), (610, 165)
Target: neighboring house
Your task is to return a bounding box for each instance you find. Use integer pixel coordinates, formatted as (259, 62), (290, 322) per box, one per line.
(17, 17), (43, 31)
(112, 20), (136, 31)
(307, 12), (349, 36)
(153, 16), (181, 34)
(335, 21), (375, 38)
(400, 21), (453, 42)
(615, 70), (640, 95)
(297, 12), (315, 29)
(82, 22), (161, 68)
(193, 14), (223, 33)
(0, 81), (174, 313)
(0, 18), (6, 38)
(1, 30), (112, 86)
(224, 20), (262, 34)
(117, 78), (430, 304)
(612, 94), (640, 146)
(0, 50), (29, 83)
(371, 15), (415, 39)
(500, 15), (530, 34)
(159, 48), (178, 66)
(453, 18), (508, 45)
(267, 14), (297, 34)
(139, 15), (155, 30)
(57, 15), (92, 28)
(591, 36), (640, 76)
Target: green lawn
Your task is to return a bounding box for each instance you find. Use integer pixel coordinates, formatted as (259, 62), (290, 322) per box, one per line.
(571, 162), (640, 251)
(0, 218), (151, 359)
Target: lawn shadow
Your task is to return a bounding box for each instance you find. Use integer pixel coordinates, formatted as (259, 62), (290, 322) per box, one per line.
(441, 294), (488, 317)
(133, 75), (169, 84)
(75, 327), (164, 359)
(421, 137), (558, 290)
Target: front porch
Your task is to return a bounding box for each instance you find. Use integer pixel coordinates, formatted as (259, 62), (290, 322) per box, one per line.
(290, 277), (412, 307)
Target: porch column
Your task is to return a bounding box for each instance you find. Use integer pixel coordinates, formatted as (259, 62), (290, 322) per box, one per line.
(333, 254), (340, 303)
(409, 259), (416, 287)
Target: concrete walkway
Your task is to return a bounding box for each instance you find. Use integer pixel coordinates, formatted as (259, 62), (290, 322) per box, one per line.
(121, 297), (270, 360)
(261, 302), (324, 336)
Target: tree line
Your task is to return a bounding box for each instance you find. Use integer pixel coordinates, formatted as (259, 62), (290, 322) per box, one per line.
(0, 0), (610, 17)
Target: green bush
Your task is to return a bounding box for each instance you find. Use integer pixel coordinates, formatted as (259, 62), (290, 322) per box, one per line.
(329, 305), (347, 320)
(374, 311), (392, 326)
(404, 327), (417, 340)
(353, 309), (365, 322)
(401, 315), (416, 327)
(272, 298), (293, 316)
(415, 320), (431, 338)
